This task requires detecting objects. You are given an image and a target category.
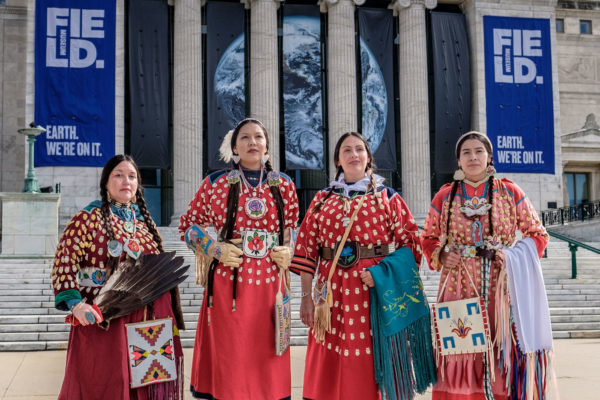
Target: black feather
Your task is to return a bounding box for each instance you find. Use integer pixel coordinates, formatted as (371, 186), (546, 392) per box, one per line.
(94, 251), (189, 322)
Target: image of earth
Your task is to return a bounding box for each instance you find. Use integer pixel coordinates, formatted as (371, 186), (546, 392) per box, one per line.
(282, 15), (324, 170)
(214, 34), (246, 128)
(359, 38), (387, 154)
(214, 21), (388, 168)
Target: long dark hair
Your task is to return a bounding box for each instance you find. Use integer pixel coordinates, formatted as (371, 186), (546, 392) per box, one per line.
(312, 132), (379, 213)
(221, 118), (286, 244)
(100, 155), (164, 270)
(445, 132), (495, 242)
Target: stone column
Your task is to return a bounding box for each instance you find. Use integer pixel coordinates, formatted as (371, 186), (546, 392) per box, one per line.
(393, 0), (436, 220)
(245, 0), (281, 169)
(171, 0), (204, 225)
(321, 0), (364, 178)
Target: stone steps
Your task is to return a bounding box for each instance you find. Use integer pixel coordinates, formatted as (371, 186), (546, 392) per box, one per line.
(0, 231), (599, 350)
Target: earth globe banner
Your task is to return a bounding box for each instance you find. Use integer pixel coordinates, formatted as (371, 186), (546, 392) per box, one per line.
(206, 0), (246, 171)
(127, 0), (171, 170)
(484, 16), (555, 174)
(358, 7), (396, 171)
(34, 0), (116, 167)
(282, 4), (325, 170)
(430, 11), (471, 191)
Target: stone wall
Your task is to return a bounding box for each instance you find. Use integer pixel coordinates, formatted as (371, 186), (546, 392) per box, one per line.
(556, 2), (600, 135)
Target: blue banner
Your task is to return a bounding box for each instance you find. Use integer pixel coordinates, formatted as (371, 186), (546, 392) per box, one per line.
(34, 0), (115, 167)
(484, 16), (554, 174)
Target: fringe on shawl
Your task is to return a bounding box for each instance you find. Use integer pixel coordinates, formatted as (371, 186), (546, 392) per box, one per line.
(370, 290), (437, 400)
(496, 267), (558, 400)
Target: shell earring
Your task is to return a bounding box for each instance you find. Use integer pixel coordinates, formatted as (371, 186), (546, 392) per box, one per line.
(453, 168), (465, 181)
(231, 154), (240, 164)
(261, 154), (269, 166)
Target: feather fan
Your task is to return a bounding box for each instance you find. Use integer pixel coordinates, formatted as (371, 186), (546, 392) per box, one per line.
(94, 251), (189, 323)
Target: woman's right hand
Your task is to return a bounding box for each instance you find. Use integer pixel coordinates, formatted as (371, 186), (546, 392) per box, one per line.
(440, 246), (462, 269)
(72, 302), (102, 326)
(300, 295), (314, 328)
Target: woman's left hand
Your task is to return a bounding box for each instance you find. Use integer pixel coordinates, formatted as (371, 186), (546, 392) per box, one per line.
(360, 270), (374, 288)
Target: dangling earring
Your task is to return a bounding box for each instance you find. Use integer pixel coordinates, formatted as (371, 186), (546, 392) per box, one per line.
(485, 164), (496, 177)
(261, 154), (269, 167)
(132, 195), (137, 204)
(232, 154), (240, 164)
(453, 168), (465, 181)
(107, 191), (112, 203)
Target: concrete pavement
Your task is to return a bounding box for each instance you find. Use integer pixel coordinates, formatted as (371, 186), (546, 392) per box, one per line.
(1, 339), (598, 399)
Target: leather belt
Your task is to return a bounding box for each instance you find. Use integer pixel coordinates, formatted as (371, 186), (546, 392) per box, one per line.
(320, 243), (395, 261)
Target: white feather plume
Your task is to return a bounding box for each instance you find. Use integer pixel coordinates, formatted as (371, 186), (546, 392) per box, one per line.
(219, 129), (235, 163)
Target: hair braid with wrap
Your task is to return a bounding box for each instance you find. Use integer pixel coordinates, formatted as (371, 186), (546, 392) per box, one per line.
(135, 188), (164, 252)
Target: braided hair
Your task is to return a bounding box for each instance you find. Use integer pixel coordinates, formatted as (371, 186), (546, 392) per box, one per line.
(312, 132), (380, 213)
(99, 155), (164, 271)
(220, 118), (286, 245)
(445, 132), (495, 242)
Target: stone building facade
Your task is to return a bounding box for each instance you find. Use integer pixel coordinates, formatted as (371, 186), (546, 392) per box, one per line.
(0, 0), (598, 227)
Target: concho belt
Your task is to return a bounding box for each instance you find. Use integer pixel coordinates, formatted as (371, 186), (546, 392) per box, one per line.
(320, 242), (395, 269)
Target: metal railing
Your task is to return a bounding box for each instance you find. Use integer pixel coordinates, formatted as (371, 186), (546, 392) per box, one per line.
(545, 230), (600, 279)
(541, 200), (600, 227)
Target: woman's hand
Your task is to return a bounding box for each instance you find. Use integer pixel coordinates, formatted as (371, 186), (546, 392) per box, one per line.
(300, 295), (314, 327)
(271, 246), (291, 269)
(440, 246), (462, 269)
(360, 270), (374, 288)
(72, 302), (102, 326)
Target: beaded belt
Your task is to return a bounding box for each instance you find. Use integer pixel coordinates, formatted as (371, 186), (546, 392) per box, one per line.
(320, 242), (395, 268)
(454, 244), (504, 260)
(240, 229), (279, 259)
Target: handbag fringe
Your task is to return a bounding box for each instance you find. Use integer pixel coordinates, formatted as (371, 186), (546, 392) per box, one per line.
(370, 291), (437, 400)
(312, 297), (331, 343)
(143, 354), (184, 399)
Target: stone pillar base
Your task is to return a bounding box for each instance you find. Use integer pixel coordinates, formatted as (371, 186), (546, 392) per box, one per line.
(0, 193), (60, 256)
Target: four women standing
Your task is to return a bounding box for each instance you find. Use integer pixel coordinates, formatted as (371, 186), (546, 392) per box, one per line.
(54, 127), (552, 400)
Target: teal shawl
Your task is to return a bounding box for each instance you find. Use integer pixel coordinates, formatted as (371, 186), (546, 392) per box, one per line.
(368, 247), (437, 400)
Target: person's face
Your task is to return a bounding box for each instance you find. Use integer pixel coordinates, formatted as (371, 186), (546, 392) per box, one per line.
(457, 138), (492, 181)
(337, 135), (369, 182)
(233, 122), (267, 169)
(106, 161), (138, 204)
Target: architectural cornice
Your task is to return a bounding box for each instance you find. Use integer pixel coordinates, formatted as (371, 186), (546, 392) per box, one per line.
(0, 5), (28, 16)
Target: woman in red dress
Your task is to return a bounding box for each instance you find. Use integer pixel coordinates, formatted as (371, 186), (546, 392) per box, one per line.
(52, 154), (185, 399)
(290, 132), (422, 400)
(179, 118), (299, 400)
(421, 132), (549, 400)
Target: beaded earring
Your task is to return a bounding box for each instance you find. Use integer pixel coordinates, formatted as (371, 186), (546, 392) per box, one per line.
(232, 154), (240, 164)
(453, 169), (465, 181)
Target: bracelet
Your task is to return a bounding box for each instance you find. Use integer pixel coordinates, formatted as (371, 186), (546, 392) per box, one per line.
(301, 291), (310, 298)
